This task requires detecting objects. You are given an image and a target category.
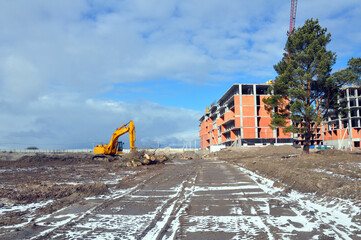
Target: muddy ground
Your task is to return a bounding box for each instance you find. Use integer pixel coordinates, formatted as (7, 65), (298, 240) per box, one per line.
(0, 151), (177, 228)
(0, 147), (360, 238)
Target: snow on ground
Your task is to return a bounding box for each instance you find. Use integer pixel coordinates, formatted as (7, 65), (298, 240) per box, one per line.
(0, 200), (54, 229)
(349, 162), (361, 170)
(313, 168), (359, 182)
(2, 160), (360, 239)
(0, 170), (138, 238)
(236, 164), (361, 239)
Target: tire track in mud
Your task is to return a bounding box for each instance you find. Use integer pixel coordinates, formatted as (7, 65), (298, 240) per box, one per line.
(139, 171), (198, 240)
(173, 159), (360, 239)
(38, 160), (199, 239)
(176, 160), (276, 239)
(6, 158), (360, 239)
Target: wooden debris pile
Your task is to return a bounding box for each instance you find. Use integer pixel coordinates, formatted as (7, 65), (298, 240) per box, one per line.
(125, 151), (169, 167)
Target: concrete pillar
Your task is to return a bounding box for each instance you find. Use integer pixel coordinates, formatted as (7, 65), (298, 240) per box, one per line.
(240, 84), (244, 139)
(254, 84), (258, 138)
(347, 88), (354, 148)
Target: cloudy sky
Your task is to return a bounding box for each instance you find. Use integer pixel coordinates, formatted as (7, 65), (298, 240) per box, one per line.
(0, 0), (360, 149)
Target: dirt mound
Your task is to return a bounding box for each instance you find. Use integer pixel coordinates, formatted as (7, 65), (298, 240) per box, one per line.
(315, 149), (350, 156)
(205, 145), (301, 160)
(0, 181), (110, 226)
(0, 153), (93, 167)
(0, 182), (109, 204)
(257, 145), (301, 156)
(179, 151), (200, 160)
(204, 149), (242, 160)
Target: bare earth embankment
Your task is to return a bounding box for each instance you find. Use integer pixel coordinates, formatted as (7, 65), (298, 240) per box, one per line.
(207, 146), (361, 201)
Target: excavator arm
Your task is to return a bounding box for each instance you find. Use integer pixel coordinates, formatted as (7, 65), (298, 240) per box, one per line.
(94, 121), (136, 155)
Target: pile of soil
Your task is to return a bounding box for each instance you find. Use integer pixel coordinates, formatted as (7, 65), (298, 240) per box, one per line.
(207, 145), (302, 161)
(0, 153), (94, 167)
(0, 181), (109, 227)
(178, 151), (201, 160)
(257, 145), (300, 156)
(1, 182), (109, 204)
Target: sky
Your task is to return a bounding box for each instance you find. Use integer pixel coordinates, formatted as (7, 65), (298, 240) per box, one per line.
(0, 0), (360, 149)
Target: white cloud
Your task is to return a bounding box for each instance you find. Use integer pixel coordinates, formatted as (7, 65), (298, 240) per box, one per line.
(0, 0), (289, 94)
(296, 0), (361, 58)
(0, 56), (44, 103)
(0, 94), (201, 149)
(1, 0), (358, 90)
(144, 129), (200, 148)
(0, 0), (360, 148)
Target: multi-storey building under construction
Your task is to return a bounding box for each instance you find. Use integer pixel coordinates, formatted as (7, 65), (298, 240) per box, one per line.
(199, 84), (361, 150)
(317, 86), (361, 149)
(199, 84), (292, 150)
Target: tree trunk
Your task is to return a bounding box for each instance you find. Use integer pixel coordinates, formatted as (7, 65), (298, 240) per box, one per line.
(303, 120), (312, 154)
(303, 138), (310, 154)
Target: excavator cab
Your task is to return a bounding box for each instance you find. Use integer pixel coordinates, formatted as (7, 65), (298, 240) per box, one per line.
(116, 141), (124, 153)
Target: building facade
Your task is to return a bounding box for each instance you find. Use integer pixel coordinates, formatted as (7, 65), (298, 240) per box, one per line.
(322, 87), (361, 149)
(199, 84), (292, 149)
(199, 84), (361, 150)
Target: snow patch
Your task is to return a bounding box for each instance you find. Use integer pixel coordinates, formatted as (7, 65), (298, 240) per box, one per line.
(194, 185), (260, 191)
(235, 164), (361, 238)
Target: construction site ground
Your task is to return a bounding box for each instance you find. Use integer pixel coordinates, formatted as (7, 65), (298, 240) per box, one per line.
(0, 146), (360, 239)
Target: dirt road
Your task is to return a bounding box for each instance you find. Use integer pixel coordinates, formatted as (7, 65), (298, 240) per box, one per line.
(3, 157), (360, 239)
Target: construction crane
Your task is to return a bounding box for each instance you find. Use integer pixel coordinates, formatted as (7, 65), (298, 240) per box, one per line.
(289, 0), (298, 35)
(287, 0), (298, 62)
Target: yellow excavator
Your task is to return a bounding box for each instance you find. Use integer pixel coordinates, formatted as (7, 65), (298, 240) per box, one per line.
(93, 121), (136, 159)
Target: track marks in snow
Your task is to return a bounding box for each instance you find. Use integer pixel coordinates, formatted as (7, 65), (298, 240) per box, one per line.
(236, 163), (361, 239)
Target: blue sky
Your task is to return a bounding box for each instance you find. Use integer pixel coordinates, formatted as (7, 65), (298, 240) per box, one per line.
(0, 0), (360, 149)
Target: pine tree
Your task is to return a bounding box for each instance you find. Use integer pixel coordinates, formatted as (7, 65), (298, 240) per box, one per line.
(264, 18), (361, 153)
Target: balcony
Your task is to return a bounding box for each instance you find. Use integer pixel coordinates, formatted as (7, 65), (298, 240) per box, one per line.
(221, 117), (235, 126)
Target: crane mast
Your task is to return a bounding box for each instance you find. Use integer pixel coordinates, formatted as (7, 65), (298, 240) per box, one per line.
(289, 0), (298, 35)
(287, 0), (298, 63)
